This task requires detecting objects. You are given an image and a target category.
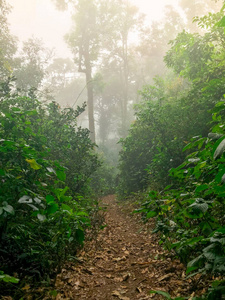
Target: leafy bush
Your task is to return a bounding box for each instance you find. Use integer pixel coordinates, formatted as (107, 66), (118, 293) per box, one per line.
(117, 9), (225, 197)
(0, 82), (100, 284)
(136, 100), (225, 298)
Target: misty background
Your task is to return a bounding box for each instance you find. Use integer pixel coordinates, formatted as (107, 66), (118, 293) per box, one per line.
(2, 0), (223, 164)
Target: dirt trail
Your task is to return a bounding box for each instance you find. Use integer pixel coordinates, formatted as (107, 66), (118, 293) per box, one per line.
(55, 195), (191, 299)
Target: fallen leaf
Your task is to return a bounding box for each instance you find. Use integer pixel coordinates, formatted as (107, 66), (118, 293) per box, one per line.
(158, 273), (173, 282)
(82, 268), (93, 275)
(114, 277), (123, 282)
(123, 273), (131, 281)
(22, 284), (30, 290)
(112, 290), (130, 300)
(113, 256), (126, 262)
(141, 268), (148, 274)
(136, 287), (142, 293)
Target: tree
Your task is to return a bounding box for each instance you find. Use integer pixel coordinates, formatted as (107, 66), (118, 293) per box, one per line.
(65, 0), (99, 143)
(136, 5), (185, 84)
(56, 0), (146, 141)
(0, 0), (17, 80)
(118, 7), (225, 195)
(44, 57), (86, 107)
(179, 0), (222, 32)
(13, 38), (53, 93)
(98, 0), (145, 136)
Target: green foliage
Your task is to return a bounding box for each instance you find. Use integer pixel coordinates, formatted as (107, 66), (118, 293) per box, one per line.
(13, 38), (49, 91)
(90, 161), (117, 196)
(0, 271), (19, 284)
(117, 73), (213, 196)
(0, 0), (17, 79)
(118, 8), (225, 197)
(0, 80), (100, 287)
(136, 103), (225, 298)
(119, 7), (225, 299)
(150, 290), (188, 300)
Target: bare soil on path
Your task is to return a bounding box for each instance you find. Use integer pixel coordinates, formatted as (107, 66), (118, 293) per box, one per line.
(55, 195), (197, 299)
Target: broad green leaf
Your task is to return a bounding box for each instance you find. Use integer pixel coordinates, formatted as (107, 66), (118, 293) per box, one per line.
(0, 274), (19, 283)
(217, 16), (225, 27)
(46, 195), (55, 204)
(185, 270), (201, 279)
(215, 167), (225, 183)
(186, 236), (204, 246)
(0, 207), (3, 215)
(37, 214), (46, 221)
(0, 169), (5, 176)
(56, 170), (66, 181)
(60, 195), (72, 202)
(221, 174), (225, 183)
(146, 211), (158, 218)
(188, 158), (200, 163)
(34, 197), (42, 204)
(182, 142), (193, 152)
(210, 232), (225, 245)
(213, 257), (225, 273)
(186, 198), (208, 218)
(26, 159), (42, 170)
(212, 136), (225, 160)
(186, 266), (198, 275)
(47, 203), (58, 214)
(187, 254), (204, 269)
(3, 204), (14, 214)
(195, 184), (208, 193)
(47, 167), (56, 174)
(208, 133), (223, 140)
(61, 203), (72, 213)
(27, 204), (38, 211)
(18, 195), (32, 203)
(149, 290), (171, 299)
(7, 276), (19, 283)
(76, 211), (89, 216)
(203, 243), (222, 260)
(215, 227), (225, 234)
(199, 161), (206, 169)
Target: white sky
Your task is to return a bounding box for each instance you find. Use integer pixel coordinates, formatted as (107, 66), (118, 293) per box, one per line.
(7, 0), (179, 58)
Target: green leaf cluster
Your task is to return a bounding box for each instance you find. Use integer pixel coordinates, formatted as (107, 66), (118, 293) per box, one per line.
(118, 9), (225, 195)
(0, 82), (101, 288)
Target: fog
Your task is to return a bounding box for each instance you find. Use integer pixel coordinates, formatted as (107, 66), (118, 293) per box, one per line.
(8, 0), (72, 57)
(2, 0), (223, 149)
(7, 0), (179, 58)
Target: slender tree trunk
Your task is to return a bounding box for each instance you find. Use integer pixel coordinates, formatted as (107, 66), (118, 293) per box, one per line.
(121, 32), (129, 137)
(79, 43), (96, 143)
(85, 67), (95, 143)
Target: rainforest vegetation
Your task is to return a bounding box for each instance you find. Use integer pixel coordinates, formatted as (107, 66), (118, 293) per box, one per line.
(0, 0), (225, 299)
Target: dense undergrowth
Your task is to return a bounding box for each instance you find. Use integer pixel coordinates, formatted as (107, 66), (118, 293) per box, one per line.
(135, 105), (225, 299)
(0, 80), (109, 297)
(118, 8), (225, 300)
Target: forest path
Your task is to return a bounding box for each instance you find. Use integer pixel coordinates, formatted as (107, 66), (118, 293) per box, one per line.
(55, 195), (189, 299)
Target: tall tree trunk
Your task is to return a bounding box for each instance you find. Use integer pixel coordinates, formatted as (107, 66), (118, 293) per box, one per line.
(79, 42), (96, 143)
(86, 68), (95, 143)
(121, 31), (129, 137)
